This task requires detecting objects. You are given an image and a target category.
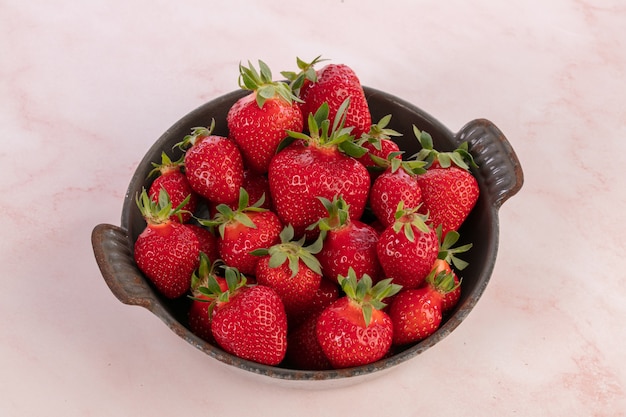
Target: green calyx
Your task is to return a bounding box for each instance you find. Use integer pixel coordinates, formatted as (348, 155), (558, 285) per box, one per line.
(148, 151), (185, 179)
(436, 225), (473, 271)
(307, 195), (350, 232)
(369, 151), (427, 175)
(135, 187), (191, 225)
(190, 253), (223, 294)
(239, 60), (301, 107)
(411, 125), (478, 170)
(358, 114), (402, 144)
(338, 268), (402, 327)
(280, 55), (327, 96)
(283, 99), (367, 158)
(192, 265), (249, 316)
(392, 201), (432, 242)
(175, 119), (216, 151)
(250, 224), (323, 278)
(425, 267), (459, 295)
(196, 188), (267, 238)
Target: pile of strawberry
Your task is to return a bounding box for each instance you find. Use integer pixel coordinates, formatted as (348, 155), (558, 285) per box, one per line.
(132, 56), (480, 370)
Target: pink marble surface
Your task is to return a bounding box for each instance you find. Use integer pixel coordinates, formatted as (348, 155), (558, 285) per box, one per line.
(1, 0), (625, 415)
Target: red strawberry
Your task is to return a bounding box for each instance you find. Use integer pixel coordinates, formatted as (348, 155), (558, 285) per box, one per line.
(238, 170), (272, 210)
(376, 202), (439, 289)
(417, 166), (479, 236)
(268, 101), (370, 239)
(299, 63), (372, 137)
(186, 224), (220, 263)
(198, 189), (282, 275)
(388, 267), (457, 345)
(188, 255), (228, 342)
(311, 195), (382, 284)
(429, 259), (461, 314)
(413, 127), (480, 235)
(227, 60), (304, 174)
(148, 152), (198, 223)
(178, 120), (244, 205)
(202, 267), (288, 365)
(206, 169), (273, 218)
(369, 153), (426, 228)
(252, 225), (323, 317)
(288, 277), (340, 330)
(285, 311), (332, 370)
(356, 114), (402, 174)
(315, 269), (401, 369)
(433, 227), (473, 313)
(133, 188), (200, 299)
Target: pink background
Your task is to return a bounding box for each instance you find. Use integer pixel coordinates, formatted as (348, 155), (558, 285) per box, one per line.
(1, 0), (624, 415)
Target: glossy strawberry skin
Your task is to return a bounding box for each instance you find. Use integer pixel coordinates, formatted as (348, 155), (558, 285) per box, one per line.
(211, 285), (288, 366)
(219, 211), (282, 275)
(317, 219), (381, 284)
(388, 287), (443, 345)
(184, 135), (244, 205)
(268, 142), (370, 238)
(134, 222), (200, 299)
(316, 297), (393, 369)
(369, 167), (423, 228)
(300, 64), (371, 138)
(255, 257), (322, 317)
(417, 166), (479, 235)
(227, 93), (303, 174)
(186, 224), (220, 262)
(376, 224), (439, 289)
(149, 170), (198, 223)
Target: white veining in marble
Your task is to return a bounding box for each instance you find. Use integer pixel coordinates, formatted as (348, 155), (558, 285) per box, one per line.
(1, 0), (625, 416)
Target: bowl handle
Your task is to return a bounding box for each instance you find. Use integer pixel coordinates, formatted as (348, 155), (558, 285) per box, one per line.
(456, 119), (524, 208)
(91, 223), (157, 309)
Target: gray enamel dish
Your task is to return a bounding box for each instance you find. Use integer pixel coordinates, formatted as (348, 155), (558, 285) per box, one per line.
(92, 87), (523, 384)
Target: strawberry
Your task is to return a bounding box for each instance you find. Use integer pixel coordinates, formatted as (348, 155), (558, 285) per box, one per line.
(433, 226), (473, 313)
(133, 188), (200, 299)
(285, 311), (332, 370)
(376, 202), (439, 289)
(368, 152), (427, 228)
(186, 224), (220, 263)
(299, 63), (372, 137)
(238, 169), (272, 210)
(356, 114), (402, 174)
(268, 100), (370, 239)
(206, 169), (273, 218)
(315, 269), (402, 369)
(288, 277), (340, 330)
(227, 60), (303, 174)
(177, 120), (244, 205)
(413, 127), (480, 235)
(198, 188), (282, 276)
(187, 254), (228, 342)
(252, 225), (324, 317)
(429, 259), (461, 314)
(388, 267), (457, 345)
(148, 151), (198, 223)
(201, 267), (288, 365)
(311, 195), (382, 284)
